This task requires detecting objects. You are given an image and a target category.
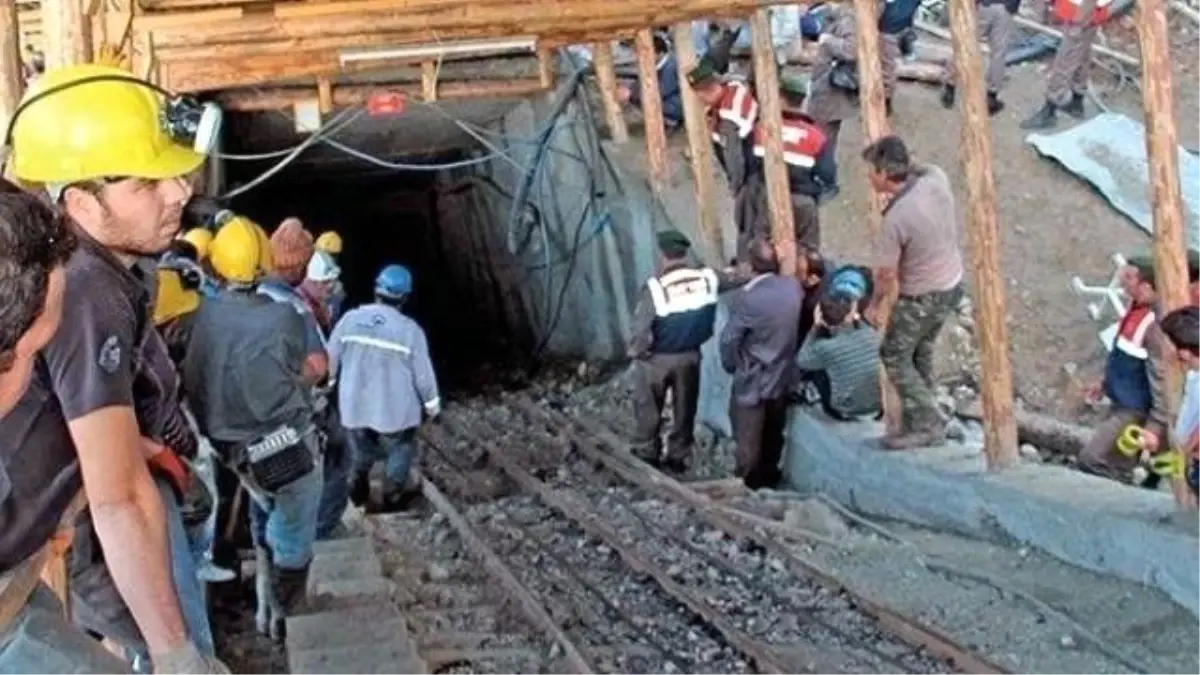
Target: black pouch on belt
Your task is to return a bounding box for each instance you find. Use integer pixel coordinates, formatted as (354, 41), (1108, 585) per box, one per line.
(236, 426), (315, 494)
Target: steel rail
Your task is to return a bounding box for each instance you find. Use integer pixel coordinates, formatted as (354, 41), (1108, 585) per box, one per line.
(517, 396), (1011, 675)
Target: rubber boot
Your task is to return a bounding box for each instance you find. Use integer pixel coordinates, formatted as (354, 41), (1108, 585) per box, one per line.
(986, 91), (1005, 116)
(1019, 101), (1057, 130)
(253, 546), (284, 641)
(274, 564), (311, 616)
(1061, 92), (1085, 119)
(940, 84), (956, 109)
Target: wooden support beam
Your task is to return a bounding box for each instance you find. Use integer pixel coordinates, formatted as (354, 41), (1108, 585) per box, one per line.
(537, 47), (555, 89)
(0, 0), (22, 134)
(421, 60), (438, 101)
(851, 0), (902, 435)
(947, 0), (1018, 468)
(591, 40), (629, 143)
(215, 77), (549, 111)
(42, 0), (91, 67)
(673, 21), (721, 262)
(316, 76), (333, 113)
(1133, 0), (1192, 506)
(140, 0), (799, 51)
(749, 10), (796, 277)
(634, 27), (668, 194)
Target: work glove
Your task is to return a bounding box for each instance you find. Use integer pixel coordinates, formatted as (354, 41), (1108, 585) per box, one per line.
(146, 443), (192, 504)
(153, 643), (230, 674)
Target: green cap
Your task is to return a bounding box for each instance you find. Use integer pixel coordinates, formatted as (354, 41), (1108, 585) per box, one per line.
(1128, 249), (1200, 286)
(780, 73), (810, 99)
(686, 58), (719, 88)
(656, 229), (691, 256)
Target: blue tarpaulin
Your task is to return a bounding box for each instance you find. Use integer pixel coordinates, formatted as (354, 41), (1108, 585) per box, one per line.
(1026, 112), (1200, 252)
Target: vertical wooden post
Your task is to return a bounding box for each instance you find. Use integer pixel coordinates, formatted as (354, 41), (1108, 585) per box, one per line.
(672, 22), (721, 262)
(749, 10), (797, 278)
(592, 41), (629, 143)
(851, 0), (903, 434)
(537, 47), (556, 89)
(948, 0), (1018, 468)
(420, 60), (438, 102)
(1133, 0), (1191, 505)
(634, 28), (668, 194)
(42, 0), (91, 68)
(0, 0), (22, 132)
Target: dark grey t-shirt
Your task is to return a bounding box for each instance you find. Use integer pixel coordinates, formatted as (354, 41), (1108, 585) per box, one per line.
(181, 290), (312, 444)
(0, 235), (152, 572)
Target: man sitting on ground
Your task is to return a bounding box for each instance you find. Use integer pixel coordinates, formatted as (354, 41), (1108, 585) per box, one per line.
(795, 291), (882, 420)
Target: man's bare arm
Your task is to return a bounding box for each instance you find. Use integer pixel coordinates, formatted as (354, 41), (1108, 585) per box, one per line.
(70, 405), (188, 657)
(867, 266), (898, 324)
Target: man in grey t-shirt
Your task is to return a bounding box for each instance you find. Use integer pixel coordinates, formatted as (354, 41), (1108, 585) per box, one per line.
(861, 136), (965, 450)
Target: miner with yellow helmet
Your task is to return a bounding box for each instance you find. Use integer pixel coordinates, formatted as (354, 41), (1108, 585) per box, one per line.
(180, 214), (325, 638)
(2, 63), (228, 673)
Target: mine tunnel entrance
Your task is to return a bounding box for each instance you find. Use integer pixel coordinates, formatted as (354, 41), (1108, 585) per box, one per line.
(228, 159), (538, 393)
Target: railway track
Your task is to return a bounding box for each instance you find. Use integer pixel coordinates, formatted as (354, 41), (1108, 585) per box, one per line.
(367, 392), (1007, 674)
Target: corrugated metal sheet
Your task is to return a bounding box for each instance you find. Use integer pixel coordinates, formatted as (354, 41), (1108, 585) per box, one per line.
(1026, 112), (1200, 252)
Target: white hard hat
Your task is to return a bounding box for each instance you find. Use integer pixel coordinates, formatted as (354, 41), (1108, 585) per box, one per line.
(306, 250), (341, 282)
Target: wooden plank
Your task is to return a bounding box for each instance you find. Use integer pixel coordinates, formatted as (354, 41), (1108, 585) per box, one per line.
(956, 400), (1089, 456)
(590, 40), (628, 143)
(749, 9), (796, 277)
(420, 59), (437, 101)
(417, 473), (595, 674)
(634, 27), (667, 193)
(673, 21), (721, 262)
(161, 48), (337, 91)
(1133, 0), (1192, 506)
(132, 6), (242, 29)
(142, 0), (806, 50)
(316, 75), (332, 113)
(850, 0), (901, 436)
(536, 46), (554, 89)
(0, 0), (23, 133)
(947, 0), (1018, 468)
(215, 76), (548, 110)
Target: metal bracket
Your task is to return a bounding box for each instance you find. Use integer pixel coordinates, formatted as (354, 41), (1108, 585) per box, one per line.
(1070, 252), (1127, 351)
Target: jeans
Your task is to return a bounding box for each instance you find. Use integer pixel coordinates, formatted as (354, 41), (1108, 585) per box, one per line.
(248, 437), (323, 570)
(348, 427), (418, 492)
(0, 585), (132, 674)
(70, 476), (215, 667)
(316, 415), (351, 540)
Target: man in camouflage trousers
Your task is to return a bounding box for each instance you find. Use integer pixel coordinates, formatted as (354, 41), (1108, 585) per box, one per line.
(861, 136), (965, 449)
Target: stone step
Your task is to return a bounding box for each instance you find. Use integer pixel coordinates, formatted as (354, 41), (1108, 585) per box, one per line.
(308, 576), (394, 612)
(312, 536), (377, 558)
(289, 640), (426, 674)
(286, 602), (409, 653)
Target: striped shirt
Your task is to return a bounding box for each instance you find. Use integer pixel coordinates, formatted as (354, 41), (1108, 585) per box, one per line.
(795, 324), (882, 417)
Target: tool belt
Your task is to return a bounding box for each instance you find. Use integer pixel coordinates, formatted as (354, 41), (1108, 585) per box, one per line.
(228, 425), (315, 496)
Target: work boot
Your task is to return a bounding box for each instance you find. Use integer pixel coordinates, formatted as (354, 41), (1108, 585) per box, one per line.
(987, 91), (1005, 116)
(1019, 101), (1057, 130)
(940, 84), (956, 109)
(1061, 92), (1086, 119)
(349, 473), (370, 508)
(273, 563), (311, 617)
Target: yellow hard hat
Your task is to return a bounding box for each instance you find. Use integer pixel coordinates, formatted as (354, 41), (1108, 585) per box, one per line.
(315, 231), (343, 255)
(153, 268), (200, 326)
(181, 228), (214, 261)
(10, 63), (206, 184)
(210, 216), (268, 284)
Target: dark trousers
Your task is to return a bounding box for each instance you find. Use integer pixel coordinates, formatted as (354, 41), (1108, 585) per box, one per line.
(730, 396), (788, 489)
(632, 351), (702, 463)
(734, 176), (821, 260)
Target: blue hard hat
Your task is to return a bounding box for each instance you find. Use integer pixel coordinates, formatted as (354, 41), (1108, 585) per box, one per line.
(375, 264), (413, 298)
(829, 266), (869, 300)
(800, 11), (823, 40)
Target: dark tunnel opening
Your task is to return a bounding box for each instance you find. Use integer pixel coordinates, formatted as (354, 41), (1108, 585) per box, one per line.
(227, 157), (538, 393)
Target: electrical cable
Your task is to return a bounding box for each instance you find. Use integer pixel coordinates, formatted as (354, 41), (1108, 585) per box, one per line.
(220, 107), (364, 199)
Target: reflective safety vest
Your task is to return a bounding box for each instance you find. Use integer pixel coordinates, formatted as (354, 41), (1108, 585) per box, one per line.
(1104, 304), (1156, 412)
(708, 81), (758, 145)
(751, 117), (827, 168)
(1051, 0), (1113, 25)
(647, 267), (720, 353)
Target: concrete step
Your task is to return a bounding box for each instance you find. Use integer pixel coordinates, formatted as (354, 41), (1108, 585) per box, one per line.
(306, 537), (389, 610)
(287, 603), (423, 673)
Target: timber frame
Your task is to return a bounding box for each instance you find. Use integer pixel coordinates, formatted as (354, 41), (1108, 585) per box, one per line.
(0, 0), (1192, 503)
